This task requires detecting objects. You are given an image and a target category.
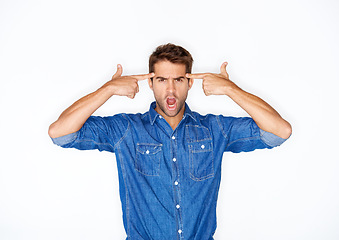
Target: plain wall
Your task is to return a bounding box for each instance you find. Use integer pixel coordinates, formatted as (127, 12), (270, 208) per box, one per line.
(1, 0), (338, 239)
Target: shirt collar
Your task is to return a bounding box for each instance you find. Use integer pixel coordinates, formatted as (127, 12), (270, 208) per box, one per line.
(149, 101), (197, 125)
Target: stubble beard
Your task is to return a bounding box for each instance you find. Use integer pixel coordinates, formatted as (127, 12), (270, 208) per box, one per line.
(155, 96), (186, 118)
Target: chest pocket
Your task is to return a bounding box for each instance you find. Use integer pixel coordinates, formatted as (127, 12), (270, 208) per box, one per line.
(186, 125), (214, 181)
(135, 143), (163, 176)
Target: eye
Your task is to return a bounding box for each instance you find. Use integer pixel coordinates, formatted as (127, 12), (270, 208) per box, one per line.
(157, 78), (166, 82)
(175, 78), (184, 82)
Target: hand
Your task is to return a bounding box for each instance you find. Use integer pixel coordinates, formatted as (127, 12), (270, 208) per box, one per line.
(186, 62), (236, 96)
(105, 64), (154, 99)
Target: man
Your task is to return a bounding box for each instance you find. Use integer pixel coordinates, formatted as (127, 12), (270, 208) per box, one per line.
(49, 43), (292, 239)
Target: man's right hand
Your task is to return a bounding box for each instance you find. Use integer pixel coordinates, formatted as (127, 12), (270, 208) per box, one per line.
(104, 64), (154, 99)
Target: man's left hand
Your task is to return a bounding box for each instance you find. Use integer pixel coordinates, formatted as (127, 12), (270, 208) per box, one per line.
(186, 62), (237, 96)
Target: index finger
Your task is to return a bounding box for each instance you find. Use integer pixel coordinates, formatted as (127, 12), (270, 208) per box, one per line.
(132, 72), (155, 81)
(186, 73), (208, 79)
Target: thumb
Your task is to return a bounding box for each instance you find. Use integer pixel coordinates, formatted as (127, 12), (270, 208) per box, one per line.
(220, 62), (228, 77)
(112, 64), (123, 78)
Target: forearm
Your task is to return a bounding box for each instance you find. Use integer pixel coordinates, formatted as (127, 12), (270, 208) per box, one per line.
(48, 85), (114, 139)
(187, 62), (292, 139)
(226, 84), (292, 139)
(48, 65), (153, 139)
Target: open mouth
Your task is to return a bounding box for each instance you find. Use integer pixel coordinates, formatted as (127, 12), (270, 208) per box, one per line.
(166, 97), (177, 111)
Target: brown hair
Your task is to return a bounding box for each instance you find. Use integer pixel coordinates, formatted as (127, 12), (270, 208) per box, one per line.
(149, 43), (193, 74)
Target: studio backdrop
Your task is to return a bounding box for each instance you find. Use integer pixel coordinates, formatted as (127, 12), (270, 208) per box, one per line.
(0, 0), (338, 239)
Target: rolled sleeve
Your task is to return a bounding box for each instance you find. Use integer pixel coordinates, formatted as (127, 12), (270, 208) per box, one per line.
(50, 114), (129, 153)
(51, 132), (79, 147)
(217, 115), (289, 153)
(259, 129), (288, 147)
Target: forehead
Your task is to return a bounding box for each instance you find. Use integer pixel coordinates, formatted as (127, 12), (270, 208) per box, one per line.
(153, 60), (186, 78)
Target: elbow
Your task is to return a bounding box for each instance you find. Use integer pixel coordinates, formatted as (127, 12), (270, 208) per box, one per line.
(268, 119), (292, 140)
(48, 120), (80, 139)
(48, 122), (59, 139)
(280, 121), (292, 139)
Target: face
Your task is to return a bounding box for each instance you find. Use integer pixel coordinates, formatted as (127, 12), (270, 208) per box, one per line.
(148, 60), (193, 122)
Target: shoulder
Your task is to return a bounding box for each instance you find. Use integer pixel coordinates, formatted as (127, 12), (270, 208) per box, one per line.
(88, 113), (130, 125)
(190, 111), (257, 136)
(190, 111), (239, 127)
(123, 111), (149, 122)
(114, 111), (154, 128)
(187, 112), (222, 134)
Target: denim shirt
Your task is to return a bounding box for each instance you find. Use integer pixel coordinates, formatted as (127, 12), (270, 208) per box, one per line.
(51, 102), (287, 240)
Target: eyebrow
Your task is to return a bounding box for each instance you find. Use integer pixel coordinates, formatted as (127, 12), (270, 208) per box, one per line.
(155, 76), (186, 80)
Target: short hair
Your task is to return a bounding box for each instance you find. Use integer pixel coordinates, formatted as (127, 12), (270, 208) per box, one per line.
(149, 43), (194, 74)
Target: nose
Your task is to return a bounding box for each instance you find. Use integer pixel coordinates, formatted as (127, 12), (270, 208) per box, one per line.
(166, 79), (176, 94)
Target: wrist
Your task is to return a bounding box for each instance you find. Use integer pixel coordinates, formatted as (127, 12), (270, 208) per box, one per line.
(99, 81), (117, 97)
(224, 80), (241, 97)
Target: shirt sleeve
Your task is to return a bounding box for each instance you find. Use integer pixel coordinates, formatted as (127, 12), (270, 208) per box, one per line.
(216, 115), (287, 153)
(50, 114), (129, 153)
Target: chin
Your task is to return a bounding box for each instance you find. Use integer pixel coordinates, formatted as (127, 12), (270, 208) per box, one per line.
(164, 110), (181, 117)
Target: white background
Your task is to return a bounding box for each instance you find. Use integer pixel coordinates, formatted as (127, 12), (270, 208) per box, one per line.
(1, 0), (338, 239)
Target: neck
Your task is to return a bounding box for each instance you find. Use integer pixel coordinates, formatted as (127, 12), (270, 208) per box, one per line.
(155, 106), (185, 131)
(166, 113), (184, 130)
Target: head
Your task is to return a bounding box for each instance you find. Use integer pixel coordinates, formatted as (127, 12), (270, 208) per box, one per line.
(148, 43), (194, 125)
(149, 43), (193, 75)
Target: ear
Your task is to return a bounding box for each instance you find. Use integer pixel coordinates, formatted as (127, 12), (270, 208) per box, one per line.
(188, 78), (194, 90)
(148, 78), (154, 91)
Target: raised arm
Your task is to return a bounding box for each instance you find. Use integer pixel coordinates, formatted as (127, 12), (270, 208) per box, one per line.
(48, 65), (154, 139)
(186, 62), (292, 139)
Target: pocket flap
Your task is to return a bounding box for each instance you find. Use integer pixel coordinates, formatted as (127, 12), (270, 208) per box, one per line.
(190, 140), (213, 153)
(136, 143), (162, 155)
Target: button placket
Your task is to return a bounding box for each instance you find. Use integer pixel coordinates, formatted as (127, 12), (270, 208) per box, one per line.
(170, 132), (184, 238)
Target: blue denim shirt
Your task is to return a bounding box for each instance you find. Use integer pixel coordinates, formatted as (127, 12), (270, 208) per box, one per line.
(51, 102), (286, 240)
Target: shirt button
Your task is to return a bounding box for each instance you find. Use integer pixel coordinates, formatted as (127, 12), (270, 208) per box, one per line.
(159, 116), (162, 119)
(146, 150), (150, 154)
(178, 229), (182, 234)
(176, 204), (180, 209)
(201, 145), (205, 149)
(172, 136), (175, 140)
(173, 158), (177, 162)
(174, 181), (179, 185)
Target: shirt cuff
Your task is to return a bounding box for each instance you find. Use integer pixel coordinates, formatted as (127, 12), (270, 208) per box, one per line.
(51, 132), (78, 146)
(259, 129), (288, 147)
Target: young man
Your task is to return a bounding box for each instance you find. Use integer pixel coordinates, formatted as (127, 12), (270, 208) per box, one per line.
(49, 43), (291, 240)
